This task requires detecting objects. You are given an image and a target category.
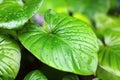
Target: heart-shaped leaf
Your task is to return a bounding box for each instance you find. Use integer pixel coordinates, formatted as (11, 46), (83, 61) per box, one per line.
(98, 31), (120, 77)
(24, 70), (47, 80)
(18, 10), (98, 75)
(0, 0), (43, 29)
(95, 14), (120, 77)
(0, 34), (21, 79)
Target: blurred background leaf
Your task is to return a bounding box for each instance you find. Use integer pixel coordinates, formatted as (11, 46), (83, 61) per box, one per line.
(66, 0), (110, 19)
(62, 74), (79, 80)
(96, 66), (120, 80)
(38, 0), (68, 14)
(24, 70), (48, 80)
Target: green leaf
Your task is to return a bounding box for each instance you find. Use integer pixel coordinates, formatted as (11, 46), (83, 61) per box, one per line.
(109, 0), (118, 9)
(98, 31), (120, 77)
(96, 66), (120, 80)
(38, 0), (68, 14)
(94, 14), (120, 41)
(40, 64), (67, 80)
(18, 10), (98, 75)
(0, 0), (43, 29)
(95, 13), (120, 77)
(67, 0), (110, 19)
(62, 74), (79, 80)
(24, 70), (47, 80)
(92, 78), (99, 80)
(0, 34), (21, 79)
(94, 14), (120, 31)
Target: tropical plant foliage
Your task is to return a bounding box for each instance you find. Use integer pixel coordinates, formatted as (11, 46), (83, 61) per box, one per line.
(0, 0), (119, 80)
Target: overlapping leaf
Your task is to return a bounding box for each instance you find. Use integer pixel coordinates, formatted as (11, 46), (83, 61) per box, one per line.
(0, 34), (21, 79)
(18, 10), (98, 75)
(24, 70), (47, 80)
(97, 66), (120, 80)
(98, 31), (120, 77)
(0, 0), (43, 29)
(95, 14), (120, 77)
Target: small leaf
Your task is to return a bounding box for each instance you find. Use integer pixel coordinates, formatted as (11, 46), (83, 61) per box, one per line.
(92, 78), (99, 80)
(18, 10), (98, 75)
(0, 0), (43, 29)
(24, 70), (47, 80)
(0, 34), (21, 79)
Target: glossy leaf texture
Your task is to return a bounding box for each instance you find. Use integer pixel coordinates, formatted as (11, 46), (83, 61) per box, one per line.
(0, 34), (21, 79)
(98, 31), (120, 77)
(24, 70), (47, 80)
(96, 66), (120, 80)
(0, 0), (43, 29)
(18, 10), (98, 75)
(67, 0), (110, 19)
